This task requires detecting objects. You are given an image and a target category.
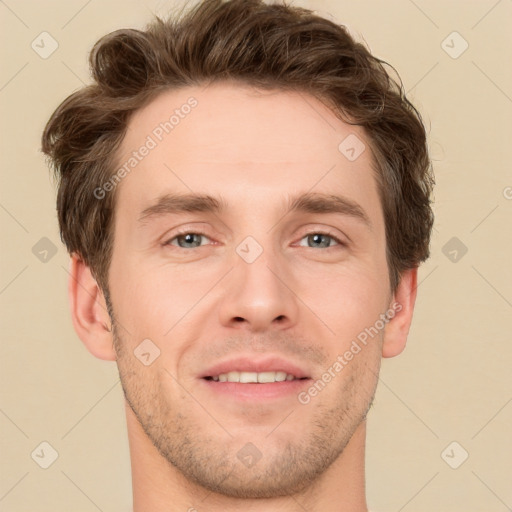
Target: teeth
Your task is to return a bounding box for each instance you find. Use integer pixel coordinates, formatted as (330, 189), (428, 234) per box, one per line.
(240, 372), (257, 383)
(274, 371), (287, 382)
(212, 371), (298, 383)
(259, 371), (279, 383)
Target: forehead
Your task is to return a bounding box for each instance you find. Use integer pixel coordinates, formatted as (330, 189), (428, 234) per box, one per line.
(115, 81), (381, 223)
(121, 81), (358, 159)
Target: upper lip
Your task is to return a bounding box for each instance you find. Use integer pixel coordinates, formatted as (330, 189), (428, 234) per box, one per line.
(200, 356), (311, 379)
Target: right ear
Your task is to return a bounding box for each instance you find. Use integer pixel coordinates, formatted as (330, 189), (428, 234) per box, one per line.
(68, 253), (116, 361)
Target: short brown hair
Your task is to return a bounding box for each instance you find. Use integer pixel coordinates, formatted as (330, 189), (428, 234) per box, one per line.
(42, 0), (434, 294)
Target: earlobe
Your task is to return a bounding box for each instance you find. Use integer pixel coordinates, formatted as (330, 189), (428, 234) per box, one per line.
(68, 253), (116, 361)
(382, 268), (418, 358)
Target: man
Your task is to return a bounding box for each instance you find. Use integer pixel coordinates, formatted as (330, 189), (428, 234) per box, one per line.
(42, 0), (434, 510)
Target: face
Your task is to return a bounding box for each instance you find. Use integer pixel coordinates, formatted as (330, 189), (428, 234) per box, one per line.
(107, 82), (393, 498)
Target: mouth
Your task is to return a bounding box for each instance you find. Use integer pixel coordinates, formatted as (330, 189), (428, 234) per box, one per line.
(204, 371), (308, 383)
(199, 357), (312, 401)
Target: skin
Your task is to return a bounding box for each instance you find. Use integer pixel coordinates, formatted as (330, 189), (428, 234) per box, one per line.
(69, 82), (417, 512)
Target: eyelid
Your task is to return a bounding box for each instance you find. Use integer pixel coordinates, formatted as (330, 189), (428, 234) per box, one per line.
(160, 222), (214, 241)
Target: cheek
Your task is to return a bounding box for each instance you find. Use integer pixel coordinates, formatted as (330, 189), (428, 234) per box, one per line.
(109, 261), (208, 372)
(296, 260), (389, 341)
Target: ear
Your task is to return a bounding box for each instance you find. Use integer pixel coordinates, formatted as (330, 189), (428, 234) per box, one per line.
(382, 267), (418, 358)
(68, 253), (116, 361)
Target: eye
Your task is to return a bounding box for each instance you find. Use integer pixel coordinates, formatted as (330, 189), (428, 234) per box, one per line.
(297, 232), (344, 249)
(164, 232), (212, 249)
(162, 230), (345, 250)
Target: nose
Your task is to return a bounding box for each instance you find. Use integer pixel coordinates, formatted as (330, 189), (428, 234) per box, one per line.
(218, 247), (299, 333)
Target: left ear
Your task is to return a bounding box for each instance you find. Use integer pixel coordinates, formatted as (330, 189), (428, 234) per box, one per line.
(382, 267), (418, 358)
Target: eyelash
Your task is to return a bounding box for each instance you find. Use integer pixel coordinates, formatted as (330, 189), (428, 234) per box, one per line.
(163, 228), (346, 250)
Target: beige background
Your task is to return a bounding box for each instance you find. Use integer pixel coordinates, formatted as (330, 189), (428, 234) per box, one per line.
(1, 0), (511, 511)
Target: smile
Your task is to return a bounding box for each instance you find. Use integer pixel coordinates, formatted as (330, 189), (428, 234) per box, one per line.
(204, 371), (307, 383)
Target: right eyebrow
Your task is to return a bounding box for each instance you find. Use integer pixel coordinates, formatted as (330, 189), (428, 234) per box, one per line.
(138, 193), (226, 225)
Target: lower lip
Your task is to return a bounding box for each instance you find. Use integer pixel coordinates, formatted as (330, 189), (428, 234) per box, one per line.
(200, 378), (312, 401)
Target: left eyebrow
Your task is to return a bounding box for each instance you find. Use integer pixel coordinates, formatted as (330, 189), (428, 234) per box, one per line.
(285, 192), (372, 231)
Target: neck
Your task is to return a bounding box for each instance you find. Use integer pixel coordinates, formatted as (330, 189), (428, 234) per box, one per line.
(126, 402), (369, 512)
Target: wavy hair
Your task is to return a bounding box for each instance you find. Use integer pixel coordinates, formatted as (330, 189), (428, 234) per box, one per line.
(42, 0), (434, 294)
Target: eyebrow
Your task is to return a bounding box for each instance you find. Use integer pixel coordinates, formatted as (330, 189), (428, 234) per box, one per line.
(138, 191), (372, 230)
(138, 193), (226, 224)
(286, 192), (372, 230)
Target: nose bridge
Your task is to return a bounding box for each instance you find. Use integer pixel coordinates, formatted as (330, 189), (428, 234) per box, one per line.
(236, 234), (281, 291)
